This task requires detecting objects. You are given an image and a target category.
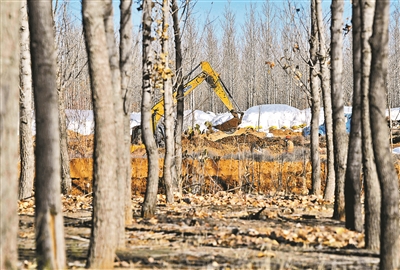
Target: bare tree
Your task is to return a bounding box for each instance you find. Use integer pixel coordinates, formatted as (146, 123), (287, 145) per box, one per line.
(58, 78), (72, 194)
(369, 0), (400, 267)
(203, 18), (220, 112)
(104, 0), (126, 248)
(315, 0), (335, 200)
(260, 0), (276, 105)
(344, 0), (363, 231)
(242, 3), (260, 109)
(82, 1), (119, 267)
(221, 2), (240, 102)
(0, 3), (20, 269)
(160, 0), (176, 203)
(181, 13), (201, 114)
(28, 1), (66, 267)
(331, 0), (348, 221)
(54, 2), (73, 195)
(172, 0), (184, 196)
(360, 0), (380, 251)
(388, 4), (400, 108)
(19, 2), (35, 200)
(309, 0), (321, 196)
(120, 0), (134, 226)
(141, 0), (160, 218)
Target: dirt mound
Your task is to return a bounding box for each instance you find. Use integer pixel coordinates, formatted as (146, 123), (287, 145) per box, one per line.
(67, 127), (400, 197)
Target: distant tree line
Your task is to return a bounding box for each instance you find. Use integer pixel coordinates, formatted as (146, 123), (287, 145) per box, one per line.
(55, 1), (400, 113)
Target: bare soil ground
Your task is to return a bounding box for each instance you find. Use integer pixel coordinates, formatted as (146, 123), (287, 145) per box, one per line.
(18, 128), (400, 269)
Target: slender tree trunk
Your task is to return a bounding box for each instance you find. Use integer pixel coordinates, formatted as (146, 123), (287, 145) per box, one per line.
(331, 0), (348, 221)
(315, 0), (335, 200)
(310, 0), (321, 196)
(141, 0), (160, 218)
(172, 0), (184, 196)
(55, 3), (72, 195)
(19, 2), (35, 200)
(104, 0), (126, 249)
(0, 3), (20, 269)
(369, 0), (400, 267)
(54, 3), (77, 196)
(58, 84), (72, 194)
(120, 0), (134, 226)
(82, 1), (119, 267)
(360, 0), (380, 251)
(344, 0), (362, 231)
(28, 1), (66, 268)
(161, 0), (176, 203)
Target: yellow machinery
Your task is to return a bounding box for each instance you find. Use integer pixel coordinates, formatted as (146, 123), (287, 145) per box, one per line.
(150, 61), (243, 131)
(131, 61), (243, 145)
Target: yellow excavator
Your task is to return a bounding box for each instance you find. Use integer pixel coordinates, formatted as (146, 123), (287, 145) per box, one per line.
(131, 61), (243, 144)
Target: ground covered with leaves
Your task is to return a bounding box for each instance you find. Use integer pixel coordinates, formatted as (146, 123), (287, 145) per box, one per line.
(18, 128), (399, 269)
(18, 191), (381, 269)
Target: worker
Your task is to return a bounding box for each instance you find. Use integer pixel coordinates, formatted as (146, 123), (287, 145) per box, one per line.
(285, 135), (294, 153)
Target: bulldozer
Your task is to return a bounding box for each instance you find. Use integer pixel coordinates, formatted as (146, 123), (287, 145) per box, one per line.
(131, 61), (243, 145)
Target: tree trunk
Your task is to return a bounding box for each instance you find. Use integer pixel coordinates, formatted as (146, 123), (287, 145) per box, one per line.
(369, 0), (400, 268)
(331, 0), (348, 222)
(28, 1), (66, 268)
(104, 0), (126, 249)
(161, 0), (176, 203)
(360, 0), (380, 251)
(141, 0), (160, 218)
(0, 3), (20, 269)
(172, 0), (184, 196)
(120, 0), (134, 226)
(19, 2), (35, 200)
(82, 1), (119, 267)
(344, 0), (363, 231)
(315, 0), (335, 200)
(58, 84), (72, 194)
(309, 0), (321, 196)
(55, 2), (75, 195)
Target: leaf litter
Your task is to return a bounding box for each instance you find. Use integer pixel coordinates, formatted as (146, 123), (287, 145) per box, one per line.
(17, 191), (380, 269)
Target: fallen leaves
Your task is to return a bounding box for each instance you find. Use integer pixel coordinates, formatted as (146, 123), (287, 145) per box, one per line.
(17, 191), (368, 268)
(18, 198), (35, 215)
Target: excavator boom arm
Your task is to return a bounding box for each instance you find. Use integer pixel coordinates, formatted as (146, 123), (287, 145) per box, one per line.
(199, 61), (236, 112)
(150, 61), (241, 131)
(150, 69), (207, 128)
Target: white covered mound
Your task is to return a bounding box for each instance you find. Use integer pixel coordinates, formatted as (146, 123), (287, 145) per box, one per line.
(239, 104), (307, 132)
(28, 105), (399, 144)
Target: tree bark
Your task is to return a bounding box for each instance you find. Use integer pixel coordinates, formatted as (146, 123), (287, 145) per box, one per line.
(55, 2), (72, 195)
(120, 0), (134, 226)
(54, 2), (76, 195)
(141, 0), (160, 218)
(369, 0), (400, 268)
(104, 0), (126, 249)
(172, 0), (184, 196)
(344, 0), (363, 231)
(360, 0), (380, 251)
(82, 1), (119, 267)
(28, 1), (66, 268)
(19, 2), (35, 200)
(0, 3), (20, 269)
(330, 0), (348, 222)
(315, 0), (335, 200)
(58, 79), (72, 194)
(309, 0), (322, 196)
(161, 0), (176, 203)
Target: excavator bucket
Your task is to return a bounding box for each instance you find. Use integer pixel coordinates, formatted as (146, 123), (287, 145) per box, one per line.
(213, 112), (243, 133)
